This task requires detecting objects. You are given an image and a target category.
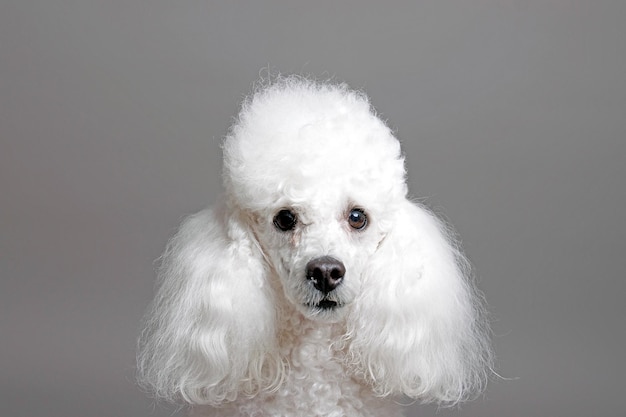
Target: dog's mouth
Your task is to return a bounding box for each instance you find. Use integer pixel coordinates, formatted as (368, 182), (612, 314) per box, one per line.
(306, 299), (340, 310)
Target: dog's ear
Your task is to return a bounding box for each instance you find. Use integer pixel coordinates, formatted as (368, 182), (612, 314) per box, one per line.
(347, 199), (492, 404)
(137, 204), (282, 405)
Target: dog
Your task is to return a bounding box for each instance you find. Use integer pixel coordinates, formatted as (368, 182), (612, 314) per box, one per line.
(138, 77), (493, 416)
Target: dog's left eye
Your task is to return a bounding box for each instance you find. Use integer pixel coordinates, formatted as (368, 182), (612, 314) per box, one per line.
(348, 208), (368, 230)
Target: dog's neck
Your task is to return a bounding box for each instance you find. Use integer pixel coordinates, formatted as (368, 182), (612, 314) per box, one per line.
(275, 293), (348, 354)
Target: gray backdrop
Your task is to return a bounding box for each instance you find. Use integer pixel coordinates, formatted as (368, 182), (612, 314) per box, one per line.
(2, 1), (625, 416)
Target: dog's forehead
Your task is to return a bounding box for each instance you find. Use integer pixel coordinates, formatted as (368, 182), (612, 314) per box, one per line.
(268, 181), (364, 212)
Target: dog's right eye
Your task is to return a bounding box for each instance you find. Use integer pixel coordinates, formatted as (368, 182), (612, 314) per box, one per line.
(273, 209), (297, 231)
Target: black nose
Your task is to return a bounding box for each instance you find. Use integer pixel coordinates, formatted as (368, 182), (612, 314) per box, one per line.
(306, 256), (345, 294)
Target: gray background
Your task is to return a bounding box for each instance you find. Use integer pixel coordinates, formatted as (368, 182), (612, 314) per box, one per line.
(1, 1), (625, 416)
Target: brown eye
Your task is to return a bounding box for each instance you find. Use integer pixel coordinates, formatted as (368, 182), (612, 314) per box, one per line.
(273, 209), (297, 231)
(348, 208), (368, 230)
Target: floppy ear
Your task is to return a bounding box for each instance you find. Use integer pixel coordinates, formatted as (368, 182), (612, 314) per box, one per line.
(137, 204), (282, 405)
(347, 199), (492, 404)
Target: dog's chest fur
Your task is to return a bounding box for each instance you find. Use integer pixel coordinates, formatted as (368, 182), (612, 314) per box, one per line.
(191, 312), (403, 417)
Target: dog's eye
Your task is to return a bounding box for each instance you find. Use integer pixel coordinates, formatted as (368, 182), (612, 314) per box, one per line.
(273, 209), (297, 231)
(348, 208), (368, 230)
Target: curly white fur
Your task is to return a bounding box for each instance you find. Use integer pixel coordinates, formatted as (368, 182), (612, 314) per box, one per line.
(137, 77), (493, 417)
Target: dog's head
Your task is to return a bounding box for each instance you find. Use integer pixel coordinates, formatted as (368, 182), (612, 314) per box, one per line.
(223, 80), (406, 321)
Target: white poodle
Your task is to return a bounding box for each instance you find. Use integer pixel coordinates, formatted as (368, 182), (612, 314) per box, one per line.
(138, 77), (493, 417)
